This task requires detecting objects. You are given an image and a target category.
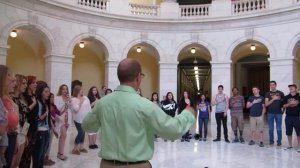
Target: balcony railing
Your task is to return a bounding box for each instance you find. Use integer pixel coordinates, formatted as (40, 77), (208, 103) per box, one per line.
(232, 0), (267, 14)
(180, 4), (210, 17)
(78, 0), (109, 11)
(130, 3), (159, 16)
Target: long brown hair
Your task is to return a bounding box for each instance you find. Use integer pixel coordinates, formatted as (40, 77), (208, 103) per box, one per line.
(15, 74), (27, 91)
(87, 86), (100, 99)
(72, 85), (82, 97)
(0, 65), (9, 98)
(57, 84), (69, 96)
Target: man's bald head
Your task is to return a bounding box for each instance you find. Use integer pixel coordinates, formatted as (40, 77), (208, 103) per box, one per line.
(117, 58), (142, 83)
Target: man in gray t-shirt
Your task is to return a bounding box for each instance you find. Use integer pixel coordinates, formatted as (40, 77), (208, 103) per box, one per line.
(211, 85), (229, 143)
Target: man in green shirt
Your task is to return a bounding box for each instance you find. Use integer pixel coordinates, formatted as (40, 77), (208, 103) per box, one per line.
(82, 58), (196, 168)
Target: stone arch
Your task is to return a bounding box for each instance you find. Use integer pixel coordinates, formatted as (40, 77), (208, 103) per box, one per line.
(1, 21), (54, 55)
(122, 39), (163, 61)
(174, 39), (216, 62)
(227, 35), (275, 61)
(287, 32), (300, 58)
(67, 33), (112, 61)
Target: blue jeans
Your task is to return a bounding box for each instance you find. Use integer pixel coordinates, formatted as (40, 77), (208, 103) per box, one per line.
(74, 121), (85, 145)
(268, 113), (282, 144)
(199, 118), (209, 138)
(4, 133), (17, 168)
(33, 130), (49, 168)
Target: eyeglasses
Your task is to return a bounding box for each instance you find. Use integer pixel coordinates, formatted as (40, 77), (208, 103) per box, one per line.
(140, 73), (145, 78)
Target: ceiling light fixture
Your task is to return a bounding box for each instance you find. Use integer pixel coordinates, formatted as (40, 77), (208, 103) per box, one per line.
(194, 66), (198, 70)
(10, 30), (17, 38)
(137, 47), (142, 53)
(191, 48), (196, 54)
(250, 44), (256, 51)
(79, 42), (85, 48)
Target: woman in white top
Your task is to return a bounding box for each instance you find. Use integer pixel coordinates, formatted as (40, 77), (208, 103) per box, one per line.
(54, 84), (71, 160)
(71, 85), (91, 155)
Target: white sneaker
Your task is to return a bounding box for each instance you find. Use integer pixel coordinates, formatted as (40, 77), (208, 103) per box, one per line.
(284, 146), (293, 150)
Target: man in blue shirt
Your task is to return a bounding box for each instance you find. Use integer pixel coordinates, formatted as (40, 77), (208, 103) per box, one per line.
(247, 86), (266, 147)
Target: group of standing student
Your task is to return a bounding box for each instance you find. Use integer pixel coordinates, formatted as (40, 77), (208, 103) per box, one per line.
(0, 65), (116, 168)
(0, 64), (55, 168)
(153, 81), (300, 152)
(210, 81), (300, 152)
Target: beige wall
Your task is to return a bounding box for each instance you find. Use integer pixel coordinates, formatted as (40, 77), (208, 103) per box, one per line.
(127, 51), (159, 99)
(7, 37), (45, 81)
(72, 46), (105, 95)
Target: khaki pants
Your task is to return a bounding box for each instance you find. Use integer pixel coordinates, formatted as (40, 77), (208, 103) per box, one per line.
(250, 116), (264, 132)
(100, 160), (152, 168)
(231, 114), (244, 131)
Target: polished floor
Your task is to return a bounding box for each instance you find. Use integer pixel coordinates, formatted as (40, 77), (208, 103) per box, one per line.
(46, 117), (300, 168)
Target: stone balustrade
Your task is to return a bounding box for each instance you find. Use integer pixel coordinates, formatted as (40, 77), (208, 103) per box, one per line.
(129, 3), (159, 16)
(232, 0), (267, 14)
(78, 0), (109, 11)
(180, 4), (210, 17)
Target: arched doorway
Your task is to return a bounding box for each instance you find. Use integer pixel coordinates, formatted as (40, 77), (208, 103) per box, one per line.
(127, 42), (159, 99)
(177, 44), (212, 102)
(293, 40), (300, 88)
(6, 26), (50, 80)
(231, 40), (270, 119)
(232, 40), (270, 97)
(72, 37), (107, 94)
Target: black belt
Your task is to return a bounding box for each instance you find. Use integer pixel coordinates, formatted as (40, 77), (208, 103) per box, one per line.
(103, 159), (148, 165)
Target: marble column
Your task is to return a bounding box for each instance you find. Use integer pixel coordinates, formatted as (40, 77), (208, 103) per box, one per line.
(159, 62), (178, 101)
(210, 61), (232, 131)
(210, 61), (232, 97)
(0, 42), (9, 65)
(44, 54), (73, 94)
(105, 60), (120, 90)
(269, 57), (296, 94)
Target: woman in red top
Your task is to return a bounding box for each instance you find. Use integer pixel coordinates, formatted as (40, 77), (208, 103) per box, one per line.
(0, 65), (10, 167)
(0, 65), (19, 168)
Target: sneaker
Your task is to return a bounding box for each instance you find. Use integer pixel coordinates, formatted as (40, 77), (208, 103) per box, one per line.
(259, 142), (264, 147)
(89, 145), (94, 149)
(277, 143), (282, 146)
(284, 146), (293, 150)
(225, 139), (230, 143)
(213, 138), (221, 142)
(199, 138), (202, 141)
(248, 140), (255, 145)
(269, 142), (274, 146)
(240, 137), (245, 144)
(185, 139), (190, 142)
(72, 149), (80, 155)
(80, 148), (88, 153)
(44, 159), (55, 166)
(232, 137), (239, 143)
(203, 138), (207, 141)
(57, 153), (68, 160)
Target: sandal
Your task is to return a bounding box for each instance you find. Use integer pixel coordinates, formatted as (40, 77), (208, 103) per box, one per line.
(57, 153), (68, 160)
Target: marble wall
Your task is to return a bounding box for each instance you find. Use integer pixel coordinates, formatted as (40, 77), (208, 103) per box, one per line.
(0, 0), (300, 99)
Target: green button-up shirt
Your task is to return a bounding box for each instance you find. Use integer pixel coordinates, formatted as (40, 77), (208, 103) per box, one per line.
(82, 85), (195, 162)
